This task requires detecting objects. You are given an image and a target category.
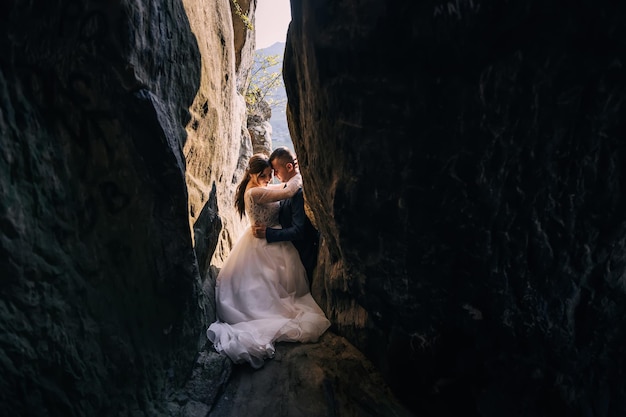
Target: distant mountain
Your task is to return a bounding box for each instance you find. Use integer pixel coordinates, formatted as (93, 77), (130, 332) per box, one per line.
(254, 42), (292, 151)
(258, 41), (285, 57)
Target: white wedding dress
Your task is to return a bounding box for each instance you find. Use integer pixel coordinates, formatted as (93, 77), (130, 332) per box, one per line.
(207, 186), (331, 369)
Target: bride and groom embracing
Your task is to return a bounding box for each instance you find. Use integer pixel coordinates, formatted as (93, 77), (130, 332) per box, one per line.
(206, 146), (331, 369)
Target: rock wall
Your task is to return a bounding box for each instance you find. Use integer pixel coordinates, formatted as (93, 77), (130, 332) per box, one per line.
(0, 0), (253, 415)
(183, 0), (254, 272)
(285, 0), (626, 416)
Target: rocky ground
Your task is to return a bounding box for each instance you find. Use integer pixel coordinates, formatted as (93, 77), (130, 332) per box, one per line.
(168, 331), (415, 417)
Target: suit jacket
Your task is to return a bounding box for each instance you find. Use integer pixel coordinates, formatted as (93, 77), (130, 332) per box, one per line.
(266, 187), (319, 283)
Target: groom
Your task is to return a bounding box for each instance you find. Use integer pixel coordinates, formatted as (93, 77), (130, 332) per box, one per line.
(251, 146), (320, 284)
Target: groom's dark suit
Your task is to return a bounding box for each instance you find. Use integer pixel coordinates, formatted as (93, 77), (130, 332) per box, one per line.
(266, 187), (319, 284)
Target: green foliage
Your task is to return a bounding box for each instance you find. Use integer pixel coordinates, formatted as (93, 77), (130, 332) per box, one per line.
(231, 0), (253, 31)
(246, 52), (286, 111)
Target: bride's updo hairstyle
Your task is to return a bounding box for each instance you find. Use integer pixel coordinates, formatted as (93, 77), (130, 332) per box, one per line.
(234, 153), (271, 218)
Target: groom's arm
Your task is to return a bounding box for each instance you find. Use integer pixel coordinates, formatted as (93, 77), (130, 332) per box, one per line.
(265, 190), (307, 243)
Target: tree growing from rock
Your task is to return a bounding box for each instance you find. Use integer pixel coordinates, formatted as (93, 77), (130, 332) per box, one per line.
(246, 52), (286, 113)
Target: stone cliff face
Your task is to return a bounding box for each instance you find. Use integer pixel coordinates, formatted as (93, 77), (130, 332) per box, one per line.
(285, 0), (626, 416)
(2, 0), (626, 416)
(183, 0), (254, 272)
(0, 0), (253, 415)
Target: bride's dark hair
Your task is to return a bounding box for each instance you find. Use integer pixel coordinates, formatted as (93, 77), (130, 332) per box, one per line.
(234, 153), (271, 218)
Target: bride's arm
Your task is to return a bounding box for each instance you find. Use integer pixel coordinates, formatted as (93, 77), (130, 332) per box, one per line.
(249, 177), (302, 204)
(266, 175), (302, 189)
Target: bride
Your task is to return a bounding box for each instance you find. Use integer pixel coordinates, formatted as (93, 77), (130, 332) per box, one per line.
(207, 153), (331, 369)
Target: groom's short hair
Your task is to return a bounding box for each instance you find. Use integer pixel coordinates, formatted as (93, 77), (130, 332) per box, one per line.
(269, 146), (295, 165)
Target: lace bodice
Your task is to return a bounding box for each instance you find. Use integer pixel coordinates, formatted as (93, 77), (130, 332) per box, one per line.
(243, 175), (302, 227)
(245, 191), (280, 227)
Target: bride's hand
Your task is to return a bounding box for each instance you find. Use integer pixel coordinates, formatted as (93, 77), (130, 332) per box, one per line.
(285, 175), (302, 195)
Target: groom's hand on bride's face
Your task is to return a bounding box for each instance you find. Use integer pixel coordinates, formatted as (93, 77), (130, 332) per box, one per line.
(251, 225), (267, 239)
